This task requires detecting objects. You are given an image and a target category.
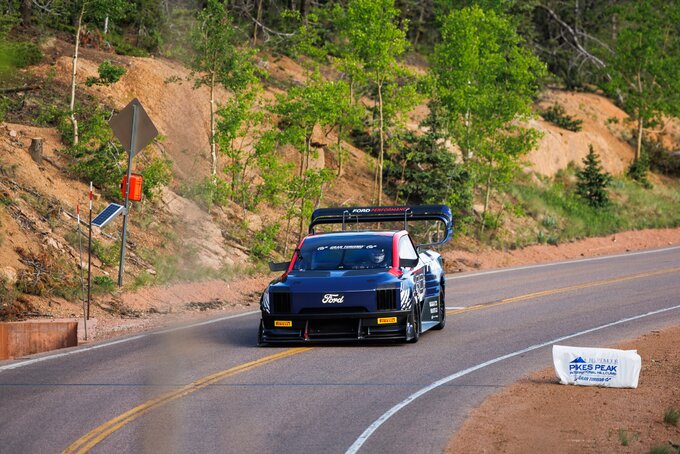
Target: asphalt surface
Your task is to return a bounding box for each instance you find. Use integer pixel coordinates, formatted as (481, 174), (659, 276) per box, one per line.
(1, 246), (679, 454)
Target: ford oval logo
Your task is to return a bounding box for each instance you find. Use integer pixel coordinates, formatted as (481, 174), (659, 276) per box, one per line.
(322, 293), (344, 304)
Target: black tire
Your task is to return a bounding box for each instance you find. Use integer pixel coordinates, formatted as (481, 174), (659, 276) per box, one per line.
(257, 320), (266, 346)
(406, 298), (421, 343)
(432, 286), (446, 330)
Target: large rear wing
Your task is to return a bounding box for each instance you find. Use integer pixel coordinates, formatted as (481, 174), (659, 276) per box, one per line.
(309, 205), (453, 247)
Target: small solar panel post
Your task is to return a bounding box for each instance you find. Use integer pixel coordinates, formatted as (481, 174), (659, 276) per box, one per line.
(91, 204), (124, 228)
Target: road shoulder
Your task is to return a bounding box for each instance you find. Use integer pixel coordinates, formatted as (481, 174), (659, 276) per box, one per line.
(448, 325), (680, 453)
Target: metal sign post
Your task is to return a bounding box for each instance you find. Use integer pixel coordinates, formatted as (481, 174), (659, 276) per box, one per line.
(108, 98), (158, 287)
(117, 104), (137, 287)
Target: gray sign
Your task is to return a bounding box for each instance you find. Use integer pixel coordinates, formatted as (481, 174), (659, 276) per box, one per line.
(109, 98), (158, 156)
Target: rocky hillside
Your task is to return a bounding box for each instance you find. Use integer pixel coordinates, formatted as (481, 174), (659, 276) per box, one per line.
(0, 37), (678, 324)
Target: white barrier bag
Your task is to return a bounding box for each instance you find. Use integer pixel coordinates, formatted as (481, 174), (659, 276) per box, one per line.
(552, 345), (641, 388)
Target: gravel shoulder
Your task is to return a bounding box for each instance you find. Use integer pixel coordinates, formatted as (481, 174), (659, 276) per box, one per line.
(448, 325), (680, 453)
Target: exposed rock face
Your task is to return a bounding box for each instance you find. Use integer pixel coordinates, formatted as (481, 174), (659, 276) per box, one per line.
(0, 266), (17, 286)
(161, 188), (248, 269)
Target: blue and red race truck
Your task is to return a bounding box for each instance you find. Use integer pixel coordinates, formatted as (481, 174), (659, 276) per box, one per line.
(258, 205), (453, 344)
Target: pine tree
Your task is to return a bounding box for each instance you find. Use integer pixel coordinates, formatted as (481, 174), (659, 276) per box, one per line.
(576, 145), (612, 208)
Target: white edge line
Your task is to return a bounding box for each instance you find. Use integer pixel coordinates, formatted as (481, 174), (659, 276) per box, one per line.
(445, 245), (680, 280)
(345, 303), (680, 454)
(0, 310), (260, 373)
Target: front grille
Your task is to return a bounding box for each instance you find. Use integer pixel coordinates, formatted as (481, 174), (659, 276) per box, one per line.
(271, 292), (291, 313)
(299, 306), (367, 314)
(376, 289), (398, 311)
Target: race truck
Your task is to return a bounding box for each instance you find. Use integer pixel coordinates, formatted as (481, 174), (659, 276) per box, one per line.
(258, 205), (453, 344)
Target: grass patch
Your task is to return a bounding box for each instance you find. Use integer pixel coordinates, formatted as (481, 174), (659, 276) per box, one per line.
(663, 407), (680, 426)
(508, 170), (680, 247)
(132, 270), (154, 290)
(0, 276), (19, 320)
(648, 445), (680, 454)
(617, 428), (639, 446)
(92, 275), (115, 294)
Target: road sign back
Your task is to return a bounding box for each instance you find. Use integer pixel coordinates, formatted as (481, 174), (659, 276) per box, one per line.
(109, 98), (158, 156)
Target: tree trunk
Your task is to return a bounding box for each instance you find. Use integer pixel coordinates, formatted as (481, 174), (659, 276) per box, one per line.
(253, 0), (263, 46)
(298, 137), (311, 243)
(635, 115), (644, 162)
(299, 0), (309, 20)
(69, 4), (85, 147)
(463, 107), (471, 161)
(377, 81), (385, 206)
(209, 72), (217, 177)
(481, 167), (492, 233)
(413, 0), (426, 47)
(336, 127), (343, 177)
(634, 71), (644, 162)
(20, 0), (31, 26)
(283, 215), (293, 257)
(28, 138), (43, 165)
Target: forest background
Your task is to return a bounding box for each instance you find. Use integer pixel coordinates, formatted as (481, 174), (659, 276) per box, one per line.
(0, 0), (678, 317)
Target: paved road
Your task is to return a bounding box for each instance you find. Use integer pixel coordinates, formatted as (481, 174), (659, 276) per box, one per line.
(1, 246), (679, 454)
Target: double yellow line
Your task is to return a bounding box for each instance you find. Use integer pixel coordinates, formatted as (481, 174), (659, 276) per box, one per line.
(63, 266), (679, 453)
(62, 348), (313, 454)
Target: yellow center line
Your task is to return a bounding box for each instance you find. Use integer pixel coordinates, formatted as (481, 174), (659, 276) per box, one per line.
(62, 347), (314, 454)
(446, 266), (680, 316)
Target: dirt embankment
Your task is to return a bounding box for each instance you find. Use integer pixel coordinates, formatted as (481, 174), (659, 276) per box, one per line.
(449, 325), (680, 453)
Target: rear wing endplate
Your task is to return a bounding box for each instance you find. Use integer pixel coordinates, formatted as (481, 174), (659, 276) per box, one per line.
(309, 205), (453, 247)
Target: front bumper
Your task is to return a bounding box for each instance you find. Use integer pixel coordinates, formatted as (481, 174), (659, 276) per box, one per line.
(259, 310), (412, 343)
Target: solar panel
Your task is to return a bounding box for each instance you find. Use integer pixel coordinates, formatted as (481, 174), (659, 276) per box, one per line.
(92, 203), (125, 228)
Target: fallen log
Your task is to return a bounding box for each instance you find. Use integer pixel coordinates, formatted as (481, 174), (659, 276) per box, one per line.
(0, 85), (41, 94)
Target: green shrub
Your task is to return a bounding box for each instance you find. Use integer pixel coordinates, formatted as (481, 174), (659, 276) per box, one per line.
(179, 177), (230, 211)
(0, 40), (42, 76)
(0, 96), (9, 123)
(66, 142), (126, 197)
(646, 138), (680, 177)
(648, 445), (679, 454)
(540, 103), (583, 132)
(664, 407), (680, 426)
(0, 276), (18, 320)
(140, 157), (173, 200)
(8, 41), (42, 68)
(250, 223), (281, 260)
(85, 60), (127, 87)
(627, 153), (652, 189)
(132, 270), (154, 289)
(91, 239), (120, 267)
(107, 33), (149, 57)
(35, 104), (69, 127)
(92, 275), (115, 294)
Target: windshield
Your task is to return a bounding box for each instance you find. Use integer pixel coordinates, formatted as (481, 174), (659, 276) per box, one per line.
(293, 234), (393, 271)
